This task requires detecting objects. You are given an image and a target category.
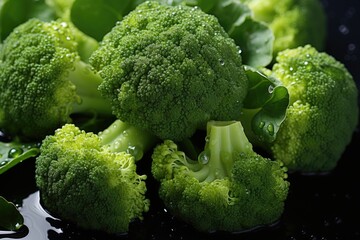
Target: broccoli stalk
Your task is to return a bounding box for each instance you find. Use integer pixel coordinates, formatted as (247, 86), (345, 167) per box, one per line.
(178, 121), (253, 182)
(151, 120), (289, 232)
(99, 119), (159, 161)
(35, 120), (158, 233)
(69, 60), (111, 116)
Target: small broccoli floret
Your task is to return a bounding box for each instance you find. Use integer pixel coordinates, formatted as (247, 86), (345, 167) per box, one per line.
(0, 18), (111, 140)
(151, 120), (289, 232)
(240, 0), (326, 56)
(35, 121), (157, 233)
(90, 1), (248, 141)
(267, 45), (359, 173)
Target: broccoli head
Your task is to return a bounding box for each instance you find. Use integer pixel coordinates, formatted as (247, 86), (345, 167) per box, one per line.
(35, 122), (155, 233)
(240, 0), (326, 56)
(90, 1), (248, 141)
(268, 45), (359, 172)
(0, 18), (110, 140)
(151, 120), (289, 232)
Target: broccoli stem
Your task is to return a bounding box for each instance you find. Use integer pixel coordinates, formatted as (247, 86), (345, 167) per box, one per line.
(192, 121), (253, 182)
(99, 120), (159, 161)
(69, 60), (112, 116)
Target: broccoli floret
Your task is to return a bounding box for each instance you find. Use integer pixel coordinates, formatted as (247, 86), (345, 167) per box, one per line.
(267, 45), (359, 173)
(0, 18), (110, 140)
(90, 1), (248, 141)
(240, 0), (326, 57)
(35, 120), (157, 233)
(151, 120), (289, 232)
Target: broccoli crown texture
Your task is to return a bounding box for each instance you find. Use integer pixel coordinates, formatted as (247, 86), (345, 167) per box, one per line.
(151, 121), (289, 232)
(0, 18), (110, 140)
(270, 45), (359, 172)
(90, 1), (248, 141)
(35, 124), (150, 233)
(241, 0), (326, 56)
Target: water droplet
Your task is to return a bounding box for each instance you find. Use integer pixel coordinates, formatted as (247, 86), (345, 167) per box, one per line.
(267, 124), (274, 136)
(268, 85), (274, 93)
(122, 130), (128, 137)
(289, 67), (294, 72)
(198, 151), (210, 164)
(219, 59), (225, 66)
(127, 145), (142, 161)
(60, 22), (68, 28)
(348, 43), (356, 52)
(0, 160), (9, 167)
(113, 140), (120, 150)
(8, 147), (23, 158)
(191, 6), (199, 11)
(339, 25), (350, 35)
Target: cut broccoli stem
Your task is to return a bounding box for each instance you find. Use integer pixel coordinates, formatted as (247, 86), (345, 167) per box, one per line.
(192, 121), (253, 182)
(99, 120), (159, 161)
(69, 60), (112, 116)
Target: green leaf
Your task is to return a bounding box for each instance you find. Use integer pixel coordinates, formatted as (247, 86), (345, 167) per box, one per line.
(199, 0), (274, 67)
(0, 140), (40, 175)
(0, 196), (24, 231)
(0, 0), (55, 41)
(242, 66), (289, 143)
(70, 0), (142, 41)
(228, 17), (273, 68)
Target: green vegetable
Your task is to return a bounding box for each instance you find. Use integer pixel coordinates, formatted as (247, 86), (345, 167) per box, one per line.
(0, 18), (109, 140)
(155, 0), (274, 67)
(35, 121), (156, 233)
(151, 120), (289, 232)
(90, 1), (248, 141)
(267, 45), (359, 172)
(0, 139), (40, 174)
(0, 0), (56, 41)
(241, 65), (289, 143)
(70, 0), (146, 41)
(240, 0), (327, 57)
(0, 196), (24, 231)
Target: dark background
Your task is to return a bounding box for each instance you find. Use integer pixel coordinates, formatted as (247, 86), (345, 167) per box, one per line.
(1, 0), (360, 239)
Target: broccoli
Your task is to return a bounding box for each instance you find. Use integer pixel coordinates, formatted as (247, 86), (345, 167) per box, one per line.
(240, 0), (326, 57)
(151, 120), (289, 232)
(35, 120), (157, 233)
(265, 45), (359, 173)
(90, 1), (248, 141)
(0, 18), (110, 140)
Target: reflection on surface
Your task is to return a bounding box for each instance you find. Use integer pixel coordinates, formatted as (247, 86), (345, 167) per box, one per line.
(19, 191), (62, 239)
